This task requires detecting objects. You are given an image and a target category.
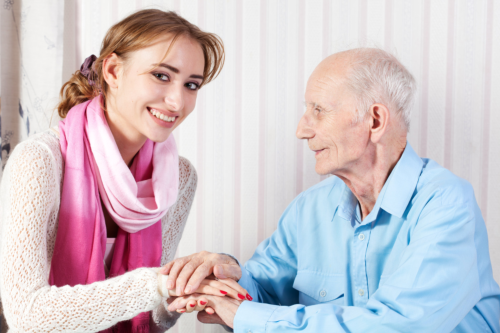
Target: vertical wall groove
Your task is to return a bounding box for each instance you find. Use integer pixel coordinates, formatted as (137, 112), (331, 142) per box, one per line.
(419, 0), (431, 157)
(480, 0), (494, 221)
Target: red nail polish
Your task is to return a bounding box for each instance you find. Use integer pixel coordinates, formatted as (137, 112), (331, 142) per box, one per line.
(180, 309), (185, 313)
(238, 294), (245, 300)
(200, 301), (207, 305)
(220, 290), (227, 295)
(246, 294), (253, 301)
(189, 303), (195, 307)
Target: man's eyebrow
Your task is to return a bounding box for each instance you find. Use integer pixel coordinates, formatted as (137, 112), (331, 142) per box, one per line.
(304, 102), (325, 109)
(154, 63), (204, 80)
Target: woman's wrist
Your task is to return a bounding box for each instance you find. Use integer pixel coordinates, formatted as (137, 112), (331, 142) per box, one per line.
(156, 268), (170, 297)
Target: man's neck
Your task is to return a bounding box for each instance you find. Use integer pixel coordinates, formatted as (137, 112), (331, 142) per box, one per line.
(335, 139), (406, 221)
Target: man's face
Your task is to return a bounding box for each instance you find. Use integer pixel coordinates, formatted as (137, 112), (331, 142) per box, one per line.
(296, 62), (370, 175)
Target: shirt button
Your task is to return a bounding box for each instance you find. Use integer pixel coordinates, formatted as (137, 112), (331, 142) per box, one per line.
(358, 233), (365, 241)
(320, 290), (327, 297)
(358, 289), (365, 296)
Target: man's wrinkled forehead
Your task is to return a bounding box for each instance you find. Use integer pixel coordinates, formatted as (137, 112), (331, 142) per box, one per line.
(305, 58), (351, 104)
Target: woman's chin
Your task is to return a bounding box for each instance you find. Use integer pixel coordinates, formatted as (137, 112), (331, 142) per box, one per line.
(146, 129), (174, 143)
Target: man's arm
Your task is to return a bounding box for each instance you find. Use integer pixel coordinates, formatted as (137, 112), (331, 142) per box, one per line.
(235, 197), (300, 307)
(234, 198), (495, 332)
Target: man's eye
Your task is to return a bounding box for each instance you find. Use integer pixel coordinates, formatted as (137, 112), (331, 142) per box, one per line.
(154, 73), (169, 81)
(314, 108), (322, 113)
(186, 82), (200, 90)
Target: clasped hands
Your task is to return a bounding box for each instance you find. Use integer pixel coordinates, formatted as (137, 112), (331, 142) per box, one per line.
(159, 251), (250, 328)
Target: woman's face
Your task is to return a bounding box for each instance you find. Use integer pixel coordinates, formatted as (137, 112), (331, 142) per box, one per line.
(109, 35), (205, 143)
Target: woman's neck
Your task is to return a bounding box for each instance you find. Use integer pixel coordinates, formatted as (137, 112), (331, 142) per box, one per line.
(104, 100), (147, 167)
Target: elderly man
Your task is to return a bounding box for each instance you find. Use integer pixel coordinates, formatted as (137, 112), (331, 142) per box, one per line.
(163, 48), (500, 332)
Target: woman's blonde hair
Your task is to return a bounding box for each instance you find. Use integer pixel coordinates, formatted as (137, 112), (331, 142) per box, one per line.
(57, 9), (224, 118)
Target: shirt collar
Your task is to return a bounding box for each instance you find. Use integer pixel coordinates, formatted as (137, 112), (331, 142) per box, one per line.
(379, 142), (423, 219)
(335, 142), (423, 225)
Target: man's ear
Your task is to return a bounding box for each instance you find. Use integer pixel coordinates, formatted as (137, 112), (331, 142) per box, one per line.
(369, 103), (390, 143)
(102, 53), (122, 90)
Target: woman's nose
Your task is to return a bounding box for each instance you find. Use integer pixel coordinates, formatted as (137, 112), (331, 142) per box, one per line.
(165, 85), (184, 112)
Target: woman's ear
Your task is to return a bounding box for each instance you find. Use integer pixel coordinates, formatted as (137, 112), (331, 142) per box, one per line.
(102, 53), (122, 90)
(369, 103), (390, 143)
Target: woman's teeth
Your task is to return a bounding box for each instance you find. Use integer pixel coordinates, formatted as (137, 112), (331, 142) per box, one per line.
(149, 108), (176, 122)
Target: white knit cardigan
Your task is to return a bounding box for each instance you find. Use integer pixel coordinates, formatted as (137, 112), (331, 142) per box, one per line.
(0, 129), (197, 332)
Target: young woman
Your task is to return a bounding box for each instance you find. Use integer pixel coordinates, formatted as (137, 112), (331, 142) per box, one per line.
(0, 9), (248, 332)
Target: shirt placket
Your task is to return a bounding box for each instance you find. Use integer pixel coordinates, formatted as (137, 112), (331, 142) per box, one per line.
(352, 223), (371, 307)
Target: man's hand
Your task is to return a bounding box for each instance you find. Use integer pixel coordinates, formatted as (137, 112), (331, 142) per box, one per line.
(159, 251), (243, 296)
(168, 294), (242, 328)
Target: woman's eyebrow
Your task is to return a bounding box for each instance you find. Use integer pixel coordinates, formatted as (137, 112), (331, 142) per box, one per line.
(154, 63), (204, 79)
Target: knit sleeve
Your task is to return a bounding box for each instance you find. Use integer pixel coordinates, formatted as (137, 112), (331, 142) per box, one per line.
(0, 140), (162, 332)
(150, 156), (198, 331)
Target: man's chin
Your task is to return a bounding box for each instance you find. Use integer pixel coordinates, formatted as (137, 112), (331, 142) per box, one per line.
(315, 166), (332, 176)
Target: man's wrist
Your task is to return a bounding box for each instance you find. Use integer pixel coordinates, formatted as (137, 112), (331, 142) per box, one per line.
(220, 253), (239, 266)
(218, 253), (241, 281)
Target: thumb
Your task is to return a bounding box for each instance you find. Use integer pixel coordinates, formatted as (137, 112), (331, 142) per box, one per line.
(214, 264), (241, 280)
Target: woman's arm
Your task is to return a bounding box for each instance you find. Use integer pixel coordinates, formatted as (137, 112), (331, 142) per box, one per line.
(150, 156), (198, 331)
(0, 140), (163, 332)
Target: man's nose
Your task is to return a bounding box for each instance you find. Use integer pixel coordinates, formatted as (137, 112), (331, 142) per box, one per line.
(165, 85), (184, 112)
(296, 114), (314, 139)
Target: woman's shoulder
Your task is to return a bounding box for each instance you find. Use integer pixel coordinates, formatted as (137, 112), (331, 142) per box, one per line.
(178, 156), (197, 192)
(5, 128), (63, 178)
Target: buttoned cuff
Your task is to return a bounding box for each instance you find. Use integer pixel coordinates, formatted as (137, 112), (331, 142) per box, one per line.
(234, 301), (278, 333)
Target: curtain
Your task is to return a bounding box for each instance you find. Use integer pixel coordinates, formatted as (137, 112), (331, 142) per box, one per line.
(1, 1), (499, 332)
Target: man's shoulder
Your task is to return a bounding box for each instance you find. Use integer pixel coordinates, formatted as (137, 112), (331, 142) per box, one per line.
(296, 176), (345, 205)
(416, 158), (475, 206)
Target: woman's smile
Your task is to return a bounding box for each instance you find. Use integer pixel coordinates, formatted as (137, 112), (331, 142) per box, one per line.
(147, 107), (179, 128)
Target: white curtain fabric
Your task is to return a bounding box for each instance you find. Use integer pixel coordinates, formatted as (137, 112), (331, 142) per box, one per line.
(1, 0), (499, 332)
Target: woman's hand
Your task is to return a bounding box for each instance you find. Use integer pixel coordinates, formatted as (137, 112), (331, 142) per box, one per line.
(167, 295), (215, 314)
(165, 276), (252, 301)
(167, 294), (242, 328)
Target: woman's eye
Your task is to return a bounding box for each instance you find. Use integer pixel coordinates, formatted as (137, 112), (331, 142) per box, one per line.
(186, 82), (199, 91)
(154, 73), (169, 81)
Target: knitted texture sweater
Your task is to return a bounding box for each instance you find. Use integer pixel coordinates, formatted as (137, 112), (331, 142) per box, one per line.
(0, 129), (197, 332)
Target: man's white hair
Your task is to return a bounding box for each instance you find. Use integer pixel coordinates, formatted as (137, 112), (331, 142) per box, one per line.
(341, 48), (416, 130)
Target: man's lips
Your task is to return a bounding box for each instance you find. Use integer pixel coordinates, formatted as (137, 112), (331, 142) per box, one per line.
(313, 149), (325, 156)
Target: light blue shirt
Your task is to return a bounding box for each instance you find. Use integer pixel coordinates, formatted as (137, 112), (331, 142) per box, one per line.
(235, 143), (500, 332)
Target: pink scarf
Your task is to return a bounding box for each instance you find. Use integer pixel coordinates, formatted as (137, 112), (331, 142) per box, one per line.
(49, 96), (179, 333)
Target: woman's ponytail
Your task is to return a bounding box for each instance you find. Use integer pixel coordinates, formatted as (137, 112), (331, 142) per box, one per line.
(57, 55), (99, 118)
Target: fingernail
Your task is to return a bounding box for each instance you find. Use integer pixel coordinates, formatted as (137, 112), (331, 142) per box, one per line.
(246, 294), (253, 301)
(167, 281), (173, 289)
(200, 301), (207, 305)
(176, 287), (182, 295)
(189, 303), (195, 307)
(220, 290), (227, 295)
(184, 286), (191, 294)
(238, 294), (245, 300)
(179, 309), (185, 313)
